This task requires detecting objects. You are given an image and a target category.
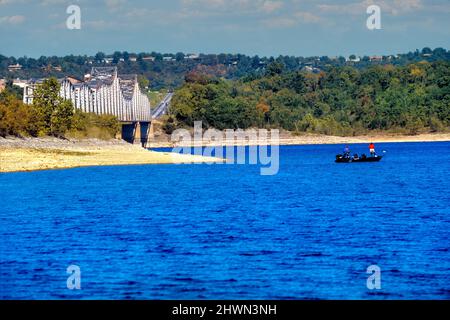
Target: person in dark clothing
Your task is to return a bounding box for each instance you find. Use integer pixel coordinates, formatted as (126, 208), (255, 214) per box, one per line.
(343, 145), (350, 158)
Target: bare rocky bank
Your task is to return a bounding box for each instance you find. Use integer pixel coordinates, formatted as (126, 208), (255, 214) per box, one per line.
(0, 136), (138, 150)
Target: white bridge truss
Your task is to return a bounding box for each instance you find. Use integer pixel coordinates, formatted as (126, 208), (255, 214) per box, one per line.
(24, 67), (151, 122)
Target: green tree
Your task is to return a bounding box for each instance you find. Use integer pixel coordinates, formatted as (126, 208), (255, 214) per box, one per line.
(138, 75), (150, 90)
(95, 52), (106, 63)
(123, 51), (130, 62)
(50, 99), (74, 137)
(266, 61), (285, 76)
(112, 51), (122, 64)
(0, 90), (40, 137)
(32, 78), (74, 136)
(175, 52), (185, 62)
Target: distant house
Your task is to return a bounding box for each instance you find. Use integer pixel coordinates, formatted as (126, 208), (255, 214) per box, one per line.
(0, 79), (6, 92)
(346, 56), (361, 63)
(184, 53), (200, 60)
(163, 56), (175, 62)
(370, 56), (383, 62)
(142, 56), (155, 62)
(129, 57), (137, 62)
(12, 79), (28, 89)
(8, 64), (22, 72)
(103, 58), (113, 64)
(66, 76), (82, 84)
(422, 53), (432, 57)
(42, 65), (63, 72)
(303, 66), (321, 73)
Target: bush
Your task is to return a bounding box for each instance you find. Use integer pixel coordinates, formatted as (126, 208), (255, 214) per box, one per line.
(0, 91), (39, 137)
(67, 110), (120, 139)
(162, 116), (177, 134)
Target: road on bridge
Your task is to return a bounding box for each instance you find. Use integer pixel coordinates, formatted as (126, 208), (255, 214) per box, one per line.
(152, 92), (174, 119)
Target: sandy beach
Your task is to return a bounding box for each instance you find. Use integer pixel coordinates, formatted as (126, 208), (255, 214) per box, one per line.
(0, 137), (223, 173)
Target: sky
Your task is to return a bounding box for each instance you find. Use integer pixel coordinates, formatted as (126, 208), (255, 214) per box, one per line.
(0, 0), (449, 58)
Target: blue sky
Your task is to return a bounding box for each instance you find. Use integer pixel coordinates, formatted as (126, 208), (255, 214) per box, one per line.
(0, 0), (449, 57)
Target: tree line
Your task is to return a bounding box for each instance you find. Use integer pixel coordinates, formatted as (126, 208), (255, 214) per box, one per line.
(167, 61), (450, 136)
(1, 47), (449, 90)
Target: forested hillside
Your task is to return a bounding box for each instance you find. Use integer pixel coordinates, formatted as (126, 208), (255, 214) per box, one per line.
(168, 61), (450, 136)
(1, 47), (449, 90)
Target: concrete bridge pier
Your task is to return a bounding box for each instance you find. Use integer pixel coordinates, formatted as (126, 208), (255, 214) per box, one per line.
(121, 121), (151, 148)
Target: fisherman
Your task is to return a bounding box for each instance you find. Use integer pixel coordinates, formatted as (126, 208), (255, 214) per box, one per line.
(369, 142), (376, 156)
(343, 145), (350, 158)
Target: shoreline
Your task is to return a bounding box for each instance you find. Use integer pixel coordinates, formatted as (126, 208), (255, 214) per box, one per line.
(1, 133), (448, 173)
(147, 132), (450, 148)
(0, 137), (223, 173)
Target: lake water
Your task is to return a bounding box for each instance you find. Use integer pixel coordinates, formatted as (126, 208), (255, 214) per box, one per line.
(0, 142), (449, 299)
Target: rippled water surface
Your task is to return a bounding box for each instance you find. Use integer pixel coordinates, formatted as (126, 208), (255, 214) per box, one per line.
(1, 142), (449, 299)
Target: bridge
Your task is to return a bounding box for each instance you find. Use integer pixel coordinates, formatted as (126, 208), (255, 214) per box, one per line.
(23, 67), (156, 146)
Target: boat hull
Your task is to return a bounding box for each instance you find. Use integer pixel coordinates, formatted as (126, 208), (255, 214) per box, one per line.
(335, 155), (383, 163)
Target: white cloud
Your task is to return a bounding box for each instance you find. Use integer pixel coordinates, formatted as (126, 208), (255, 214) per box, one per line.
(0, 15), (25, 24)
(105, 0), (127, 11)
(39, 0), (67, 5)
(263, 16), (297, 28)
(318, 0), (424, 16)
(181, 0), (284, 14)
(263, 10), (322, 28)
(294, 11), (321, 23)
(261, 1), (284, 13)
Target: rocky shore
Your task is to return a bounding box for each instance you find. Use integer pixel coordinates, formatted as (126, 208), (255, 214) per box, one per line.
(147, 131), (450, 148)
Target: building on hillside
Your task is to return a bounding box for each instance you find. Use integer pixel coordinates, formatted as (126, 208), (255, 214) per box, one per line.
(303, 65), (321, 74)
(22, 67), (151, 122)
(346, 56), (361, 62)
(12, 79), (28, 89)
(185, 54), (200, 60)
(41, 65), (63, 72)
(370, 56), (383, 62)
(8, 64), (22, 72)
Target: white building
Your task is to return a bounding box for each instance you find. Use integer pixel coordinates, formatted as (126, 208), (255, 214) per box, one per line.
(13, 79), (29, 89)
(8, 64), (22, 72)
(185, 53), (200, 60)
(23, 67), (151, 122)
(346, 56), (361, 63)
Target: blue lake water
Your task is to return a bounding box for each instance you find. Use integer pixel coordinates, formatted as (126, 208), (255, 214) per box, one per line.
(0, 142), (449, 300)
